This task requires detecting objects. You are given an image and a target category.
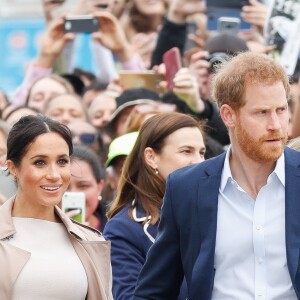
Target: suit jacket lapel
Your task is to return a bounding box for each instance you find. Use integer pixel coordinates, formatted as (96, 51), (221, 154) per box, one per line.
(285, 148), (300, 286)
(189, 148), (300, 299)
(190, 154), (225, 300)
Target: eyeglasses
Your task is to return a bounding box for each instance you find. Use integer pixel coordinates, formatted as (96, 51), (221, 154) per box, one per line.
(134, 104), (177, 114)
(71, 132), (98, 145)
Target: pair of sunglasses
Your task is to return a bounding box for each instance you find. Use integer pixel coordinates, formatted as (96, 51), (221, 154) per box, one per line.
(71, 132), (98, 145)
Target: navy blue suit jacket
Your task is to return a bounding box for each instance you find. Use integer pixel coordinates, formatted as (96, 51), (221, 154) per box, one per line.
(133, 148), (300, 300)
(104, 203), (187, 300)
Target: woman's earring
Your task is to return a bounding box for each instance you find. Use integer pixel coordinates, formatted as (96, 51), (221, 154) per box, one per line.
(155, 168), (159, 175)
(98, 195), (102, 201)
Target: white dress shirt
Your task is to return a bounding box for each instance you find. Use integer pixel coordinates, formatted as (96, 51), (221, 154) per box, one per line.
(212, 148), (297, 300)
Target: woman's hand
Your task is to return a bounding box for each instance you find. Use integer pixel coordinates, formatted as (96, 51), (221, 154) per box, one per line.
(66, 209), (90, 226)
(241, 0), (268, 35)
(188, 50), (211, 98)
(173, 68), (205, 113)
(36, 16), (75, 68)
(131, 32), (158, 68)
(92, 11), (134, 62)
(168, 0), (205, 24)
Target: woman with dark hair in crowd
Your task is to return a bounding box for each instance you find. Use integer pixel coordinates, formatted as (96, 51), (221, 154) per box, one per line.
(104, 112), (206, 300)
(67, 144), (107, 231)
(0, 114), (112, 299)
(3, 106), (39, 125)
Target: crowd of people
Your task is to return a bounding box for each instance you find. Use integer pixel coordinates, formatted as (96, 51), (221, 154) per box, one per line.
(1, 0), (300, 299)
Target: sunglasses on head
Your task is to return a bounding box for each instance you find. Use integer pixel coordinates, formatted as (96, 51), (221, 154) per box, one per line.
(71, 132), (98, 145)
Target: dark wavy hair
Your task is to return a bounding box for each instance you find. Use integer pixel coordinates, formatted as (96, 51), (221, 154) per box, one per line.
(7, 114), (73, 167)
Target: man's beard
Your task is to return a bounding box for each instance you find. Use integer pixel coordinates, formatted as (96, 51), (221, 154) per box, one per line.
(235, 119), (288, 163)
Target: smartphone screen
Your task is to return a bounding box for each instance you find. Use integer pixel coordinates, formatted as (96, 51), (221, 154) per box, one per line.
(163, 47), (182, 91)
(61, 192), (86, 223)
(64, 16), (99, 33)
(217, 17), (241, 34)
(206, 0), (251, 31)
(184, 22), (198, 52)
(50, 0), (65, 3)
(0, 172), (17, 200)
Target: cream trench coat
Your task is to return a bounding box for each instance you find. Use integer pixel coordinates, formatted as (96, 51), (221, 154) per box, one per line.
(0, 197), (113, 300)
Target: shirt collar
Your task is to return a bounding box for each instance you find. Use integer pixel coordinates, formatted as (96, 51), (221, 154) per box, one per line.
(220, 146), (285, 192)
(272, 152), (285, 186)
(220, 146), (233, 192)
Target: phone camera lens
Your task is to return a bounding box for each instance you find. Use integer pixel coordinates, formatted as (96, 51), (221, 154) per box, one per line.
(65, 21), (71, 31)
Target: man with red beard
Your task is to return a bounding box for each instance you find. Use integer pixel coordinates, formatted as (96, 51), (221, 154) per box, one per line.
(133, 52), (300, 300)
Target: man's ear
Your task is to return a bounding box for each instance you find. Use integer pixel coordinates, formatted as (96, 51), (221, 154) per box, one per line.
(144, 147), (158, 169)
(219, 104), (237, 128)
(6, 160), (17, 177)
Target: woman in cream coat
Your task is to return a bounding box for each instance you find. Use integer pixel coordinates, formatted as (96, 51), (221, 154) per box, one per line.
(0, 114), (112, 300)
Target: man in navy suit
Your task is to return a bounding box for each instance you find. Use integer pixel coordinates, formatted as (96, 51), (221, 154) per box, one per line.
(133, 52), (300, 300)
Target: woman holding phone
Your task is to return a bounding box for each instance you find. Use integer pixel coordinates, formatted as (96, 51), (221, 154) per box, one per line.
(104, 112), (206, 300)
(67, 144), (107, 231)
(0, 114), (112, 300)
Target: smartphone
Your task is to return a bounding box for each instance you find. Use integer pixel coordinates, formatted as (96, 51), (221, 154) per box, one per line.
(118, 70), (165, 94)
(217, 17), (241, 34)
(163, 47), (182, 91)
(61, 192), (86, 223)
(50, 0), (65, 3)
(64, 16), (99, 33)
(206, 0), (251, 31)
(0, 172), (17, 200)
(184, 22), (198, 53)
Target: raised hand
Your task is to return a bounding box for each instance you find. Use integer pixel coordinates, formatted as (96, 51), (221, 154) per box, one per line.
(36, 16), (75, 68)
(241, 0), (268, 35)
(168, 0), (205, 24)
(188, 50), (211, 99)
(173, 68), (205, 113)
(92, 11), (133, 62)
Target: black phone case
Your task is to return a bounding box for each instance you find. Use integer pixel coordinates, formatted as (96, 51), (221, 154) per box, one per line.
(64, 17), (99, 33)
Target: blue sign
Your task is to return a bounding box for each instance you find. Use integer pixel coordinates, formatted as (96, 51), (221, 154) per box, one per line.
(0, 19), (45, 97)
(0, 18), (96, 98)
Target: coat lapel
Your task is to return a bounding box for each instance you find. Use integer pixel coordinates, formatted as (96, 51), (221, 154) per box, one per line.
(190, 154), (225, 300)
(285, 148), (300, 287)
(0, 198), (31, 300)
